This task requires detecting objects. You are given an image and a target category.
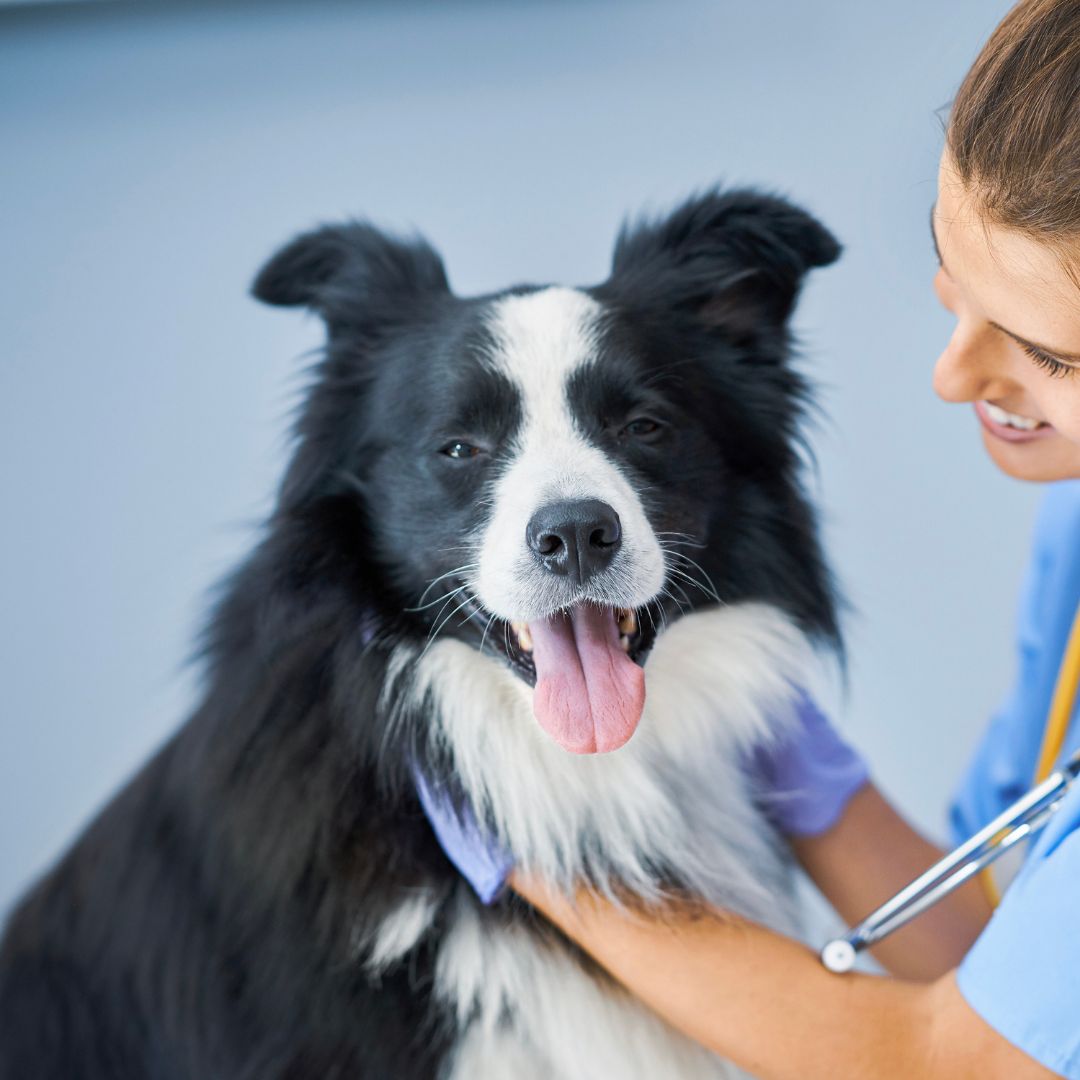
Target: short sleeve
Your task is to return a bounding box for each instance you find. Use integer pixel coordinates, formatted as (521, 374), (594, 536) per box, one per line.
(957, 783), (1080, 1078)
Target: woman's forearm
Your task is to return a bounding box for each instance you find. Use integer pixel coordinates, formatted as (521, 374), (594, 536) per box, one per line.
(512, 876), (930, 1079)
(792, 783), (993, 980)
(509, 875), (1051, 1080)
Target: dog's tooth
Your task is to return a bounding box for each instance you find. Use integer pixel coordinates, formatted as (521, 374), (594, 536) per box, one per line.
(513, 621), (533, 652)
(618, 609), (637, 635)
(619, 634), (631, 652)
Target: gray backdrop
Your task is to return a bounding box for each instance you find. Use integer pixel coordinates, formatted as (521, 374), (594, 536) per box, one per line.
(2, 0), (1034, 914)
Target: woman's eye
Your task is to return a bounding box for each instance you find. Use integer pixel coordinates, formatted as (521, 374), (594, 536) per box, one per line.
(441, 441), (483, 460)
(1020, 342), (1076, 379)
(621, 417), (663, 439)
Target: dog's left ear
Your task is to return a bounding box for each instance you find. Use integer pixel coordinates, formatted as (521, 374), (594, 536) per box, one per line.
(601, 189), (840, 342)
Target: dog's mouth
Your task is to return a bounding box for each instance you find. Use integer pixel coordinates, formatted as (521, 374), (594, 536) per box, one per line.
(419, 577), (664, 754)
(509, 604), (649, 755)
(509, 606), (644, 669)
(432, 585), (657, 755)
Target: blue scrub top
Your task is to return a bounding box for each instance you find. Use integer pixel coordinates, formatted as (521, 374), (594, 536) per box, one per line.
(949, 479), (1080, 1078)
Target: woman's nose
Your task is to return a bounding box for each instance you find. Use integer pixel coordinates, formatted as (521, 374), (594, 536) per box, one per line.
(932, 320), (1014, 405)
(930, 270), (1017, 405)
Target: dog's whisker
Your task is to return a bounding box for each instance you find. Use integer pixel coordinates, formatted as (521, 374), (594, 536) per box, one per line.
(663, 551), (722, 603)
(654, 530), (706, 547)
(426, 591), (463, 630)
(478, 611), (498, 655)
(415, 593), (481, 665)
(658, 584), (688, 616)
(428, 596), (478, 644)
(410, 564), (480, 610)
(405, 582), (472, 613)
(665, 564), (721, 606)
(663, 578), (692, 611)
(418, 587), (481, 655)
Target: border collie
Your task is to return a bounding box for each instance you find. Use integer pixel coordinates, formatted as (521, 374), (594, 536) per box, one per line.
(0, 188), (840, 1079)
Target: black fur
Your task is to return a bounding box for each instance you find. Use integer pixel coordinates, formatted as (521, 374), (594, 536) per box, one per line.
(0, 188), (840, 1078)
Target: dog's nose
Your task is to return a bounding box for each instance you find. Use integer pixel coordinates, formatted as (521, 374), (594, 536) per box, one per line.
(526, 499), (622, 584)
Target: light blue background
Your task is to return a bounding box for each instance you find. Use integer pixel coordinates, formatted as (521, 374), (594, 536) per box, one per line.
(1, 0), (1033, 914)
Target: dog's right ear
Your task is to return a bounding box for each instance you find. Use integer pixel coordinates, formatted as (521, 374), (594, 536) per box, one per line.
(251, 222), (450, 331)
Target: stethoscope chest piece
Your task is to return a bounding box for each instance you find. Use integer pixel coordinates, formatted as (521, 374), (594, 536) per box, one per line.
(820, 938), (858, 974)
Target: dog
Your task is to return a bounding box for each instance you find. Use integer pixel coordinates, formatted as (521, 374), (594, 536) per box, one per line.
(0, 188), (841, 1079)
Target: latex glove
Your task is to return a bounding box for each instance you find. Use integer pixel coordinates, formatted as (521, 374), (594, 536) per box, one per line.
(413, 767), (513, 904)
(750, 690), (870, 838)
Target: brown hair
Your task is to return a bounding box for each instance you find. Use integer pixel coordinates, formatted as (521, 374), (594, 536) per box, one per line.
(947, 0), (1080, 247)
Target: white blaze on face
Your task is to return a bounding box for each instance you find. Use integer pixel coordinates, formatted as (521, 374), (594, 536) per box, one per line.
(475, 286), (664, 620)
(473, 286), (666, 755)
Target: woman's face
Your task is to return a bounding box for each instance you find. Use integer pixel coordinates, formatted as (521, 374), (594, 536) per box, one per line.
(932, 152), (1080, 481)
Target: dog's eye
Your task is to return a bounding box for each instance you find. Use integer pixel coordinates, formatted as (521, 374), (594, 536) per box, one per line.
(621, 417), (662, 440)
(441, 441), (484, 460)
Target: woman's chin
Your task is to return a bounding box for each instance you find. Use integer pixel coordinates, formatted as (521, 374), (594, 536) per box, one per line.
(979, 427), (1080, 483)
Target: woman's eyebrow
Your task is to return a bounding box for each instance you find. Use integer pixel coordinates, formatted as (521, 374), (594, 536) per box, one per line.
(990, 321), (1080, 364)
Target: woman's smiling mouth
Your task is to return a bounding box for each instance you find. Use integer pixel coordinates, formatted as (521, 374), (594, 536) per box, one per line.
(975, 400), (1056, 444)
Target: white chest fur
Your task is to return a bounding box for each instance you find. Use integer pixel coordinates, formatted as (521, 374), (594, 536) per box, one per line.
(378, 602), (817, 1079)
(437, 893), (748, 1080)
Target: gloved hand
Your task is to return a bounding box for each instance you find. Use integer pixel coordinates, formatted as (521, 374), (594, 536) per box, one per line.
(750, 690), (870, 838)
(412, 767), (514, 904)
(415, 691), (870, 903)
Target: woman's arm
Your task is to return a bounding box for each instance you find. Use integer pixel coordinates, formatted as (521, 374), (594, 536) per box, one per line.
(791, 782), (993, 980)
(510, 874), (1054, 1080)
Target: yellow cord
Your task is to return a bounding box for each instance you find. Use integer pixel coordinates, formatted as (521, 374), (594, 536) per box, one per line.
(980, 599), (1080, 907)
(1034, 602), (1080, 784)
(979, 858), (1002, 907)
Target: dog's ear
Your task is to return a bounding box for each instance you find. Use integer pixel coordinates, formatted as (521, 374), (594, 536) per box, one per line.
(253, 223), (450, 514)
(602, 189), (840, 342)
(252, 222), (450, 331)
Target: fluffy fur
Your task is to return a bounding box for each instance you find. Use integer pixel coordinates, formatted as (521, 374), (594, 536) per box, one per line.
(0, 188), (841, 1079)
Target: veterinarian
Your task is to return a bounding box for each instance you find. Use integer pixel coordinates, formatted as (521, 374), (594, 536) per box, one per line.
(420, 1), (1080, 1076)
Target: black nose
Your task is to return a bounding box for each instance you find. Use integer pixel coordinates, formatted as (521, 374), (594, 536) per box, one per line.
(526, 499), (622, 584)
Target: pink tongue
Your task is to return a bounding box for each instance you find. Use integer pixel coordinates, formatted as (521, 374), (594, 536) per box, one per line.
(528, 605), (646, 754)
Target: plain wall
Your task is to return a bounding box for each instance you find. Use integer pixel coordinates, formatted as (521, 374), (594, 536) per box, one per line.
(1, 0), (1036, 914)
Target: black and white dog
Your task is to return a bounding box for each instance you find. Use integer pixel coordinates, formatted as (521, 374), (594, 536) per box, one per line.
(0, 189), (841, 1079)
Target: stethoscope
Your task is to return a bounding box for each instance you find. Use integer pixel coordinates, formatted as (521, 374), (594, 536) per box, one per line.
(821, 601), (1080, 974)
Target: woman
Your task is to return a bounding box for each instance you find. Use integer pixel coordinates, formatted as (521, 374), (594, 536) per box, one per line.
(422, 1), (1080, 1075)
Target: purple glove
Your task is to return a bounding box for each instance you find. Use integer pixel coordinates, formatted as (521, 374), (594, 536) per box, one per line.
(750, 690), (870, 838)
(413, 768), (513, 904)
